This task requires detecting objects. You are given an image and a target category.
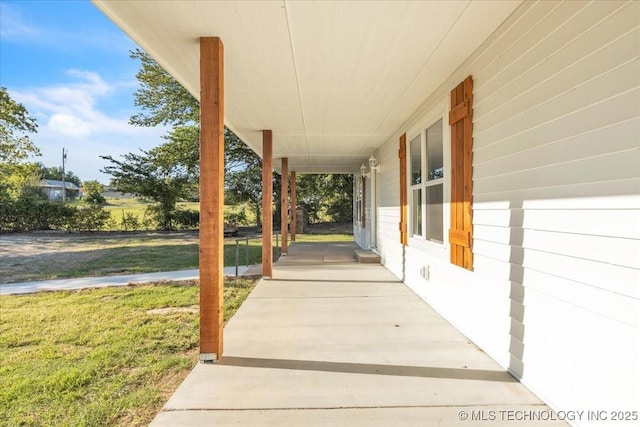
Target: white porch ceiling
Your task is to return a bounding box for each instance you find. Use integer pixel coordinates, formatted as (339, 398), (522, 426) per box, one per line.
(93, 0), (521, 173)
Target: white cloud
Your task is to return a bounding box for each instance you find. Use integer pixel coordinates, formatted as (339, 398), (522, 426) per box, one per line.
(67, 69), (112, 96)
(10, 70), (169, 183)
(16, 70), (119, 138)
(0, 3), (41, 40)
(48, 113), (93, 138)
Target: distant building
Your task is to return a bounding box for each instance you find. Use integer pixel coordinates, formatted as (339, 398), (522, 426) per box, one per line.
(38, 179), (81, 201)
(101, 186), (136, 200)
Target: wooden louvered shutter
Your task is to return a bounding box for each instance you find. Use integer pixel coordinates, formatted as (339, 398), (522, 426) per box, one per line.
(449, 76), (473, 270)
(399, 133), (408, 245)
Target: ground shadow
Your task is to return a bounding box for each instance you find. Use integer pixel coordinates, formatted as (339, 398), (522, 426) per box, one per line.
(218, 356), (518, 382)
(268, 278), (402, 284)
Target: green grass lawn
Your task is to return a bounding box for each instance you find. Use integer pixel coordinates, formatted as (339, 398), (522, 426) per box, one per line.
(0, 279), (256, 426)
(102, 201), (151, 229)
(223, 237), (264, 268)
(294, 233), (354, 243)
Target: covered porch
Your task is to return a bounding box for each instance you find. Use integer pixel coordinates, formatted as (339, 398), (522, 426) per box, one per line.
(150, 241), (560, 426)
(91, 0), (520, 361)
(90, 1), (640, 421)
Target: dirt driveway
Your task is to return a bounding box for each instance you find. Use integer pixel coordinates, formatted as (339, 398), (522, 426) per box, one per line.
(0, 231), (200, 284)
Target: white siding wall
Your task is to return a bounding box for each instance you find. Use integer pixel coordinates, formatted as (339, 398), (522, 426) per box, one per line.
(377, 139), (404, 278)
(374, 0), (639, 421)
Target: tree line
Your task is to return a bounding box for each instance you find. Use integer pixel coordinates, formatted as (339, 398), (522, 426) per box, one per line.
(0, 49), (352, 232)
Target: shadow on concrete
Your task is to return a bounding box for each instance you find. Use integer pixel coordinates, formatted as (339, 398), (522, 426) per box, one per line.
(218, 356), (518, 382)
(268, 278), (402, 284)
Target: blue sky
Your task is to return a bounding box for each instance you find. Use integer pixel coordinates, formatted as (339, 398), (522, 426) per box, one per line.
(1, 0), (168, 183)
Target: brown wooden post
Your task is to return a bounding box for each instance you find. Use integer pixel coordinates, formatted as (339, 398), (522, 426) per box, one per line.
(199, 37), (224, 362)
(290, 171), (297, 242)
(280, 158), (289, 254)
(262, 131), (273, 278)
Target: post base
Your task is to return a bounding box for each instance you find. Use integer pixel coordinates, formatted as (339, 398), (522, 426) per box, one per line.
(199, 353), (218, 363)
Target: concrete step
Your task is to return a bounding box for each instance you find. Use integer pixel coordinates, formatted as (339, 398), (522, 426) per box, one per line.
(354, 250), (381, 264)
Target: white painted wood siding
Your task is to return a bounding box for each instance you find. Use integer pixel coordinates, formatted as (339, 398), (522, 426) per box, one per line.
(374, 0), (639, 421)
(376, 136), (404, 277)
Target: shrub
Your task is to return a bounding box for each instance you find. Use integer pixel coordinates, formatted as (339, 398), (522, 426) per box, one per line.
(0, 199), (111, 233)
(141, 208), (157, 231)
(121, 211), (140, 231)
(144, 205), (166, 230)
(173, 209), (199, 230)
(40, 202), (76, 230)
(327, 198), (353, 223)
(84, 192), (106, 205)
(224, 209), (248, 226)
(104, 216), (119, 231)
(0, 199), (74, 232)
(64, 205), (111, 232)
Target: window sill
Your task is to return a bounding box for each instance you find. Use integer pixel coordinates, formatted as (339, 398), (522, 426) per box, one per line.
(408, 235), (448, 257)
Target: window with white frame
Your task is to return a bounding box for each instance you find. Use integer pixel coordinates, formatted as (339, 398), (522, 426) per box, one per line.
(409, 118), (444, 243)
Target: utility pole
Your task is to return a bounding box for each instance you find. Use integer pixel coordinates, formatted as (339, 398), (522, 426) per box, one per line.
(61, 148), (67, 202)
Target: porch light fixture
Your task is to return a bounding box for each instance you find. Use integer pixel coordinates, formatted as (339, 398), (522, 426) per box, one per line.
(368, 154), (380, 173)
(360, 162), (370, 178)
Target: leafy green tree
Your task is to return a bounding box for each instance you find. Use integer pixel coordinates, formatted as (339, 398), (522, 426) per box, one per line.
(0, 87), (41, 200)
(296, 174), (326, 224)
(156, 126), (200, 199)
(83, 180), (104, 196)
(224, 128), (272, 225)
(129, 49), (198, 127)
(82, 180), (106, 204)
(0, 87), (40, 167)
(35, 163), (82, 187)
(325, 174), (353, 222)
(128, 49), (270, 225)
(101, 142), (193, 230)
(296, 174), (353, 223)
(0, 162), (43, 201)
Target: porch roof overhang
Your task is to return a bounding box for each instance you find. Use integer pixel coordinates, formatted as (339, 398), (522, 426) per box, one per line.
(92, 0), (521, 173)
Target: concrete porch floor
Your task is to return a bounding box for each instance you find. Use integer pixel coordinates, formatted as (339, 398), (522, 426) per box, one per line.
(151, 241), (563, 426)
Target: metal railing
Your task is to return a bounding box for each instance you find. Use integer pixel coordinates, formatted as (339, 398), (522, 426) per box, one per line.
(230, 233), (281, 277)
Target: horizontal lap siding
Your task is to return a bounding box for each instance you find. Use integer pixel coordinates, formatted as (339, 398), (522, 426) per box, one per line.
(376, 132), (404, 279)
(374, 0), (639, 419)
(472, 0), (639, 414)
(378, 208), (403, 278)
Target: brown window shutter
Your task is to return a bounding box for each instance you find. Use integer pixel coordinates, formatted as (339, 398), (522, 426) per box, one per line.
(449, 76), (473, 270)
(399, 133), (408, 245)
(361, 176), (366, 228)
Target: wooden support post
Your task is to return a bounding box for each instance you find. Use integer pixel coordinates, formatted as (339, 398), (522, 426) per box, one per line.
(280, 158), (289, 254)
(262, 131), (273, 278)
(290, 171), (297, 242)
(199, 37), (224, 362)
